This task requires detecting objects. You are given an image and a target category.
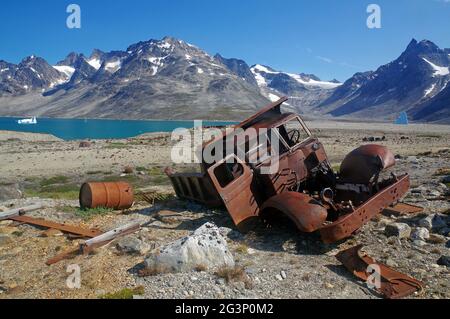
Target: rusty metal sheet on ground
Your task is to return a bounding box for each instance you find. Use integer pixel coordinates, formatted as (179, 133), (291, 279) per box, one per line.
(10, 215), (102, 238)
(336, 245), (424, 299)
(383, 202), (424, 215)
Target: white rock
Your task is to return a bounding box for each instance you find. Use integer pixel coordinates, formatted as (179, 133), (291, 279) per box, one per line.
(116, 236), (151, 255)
(385, 223), (411, 239)
(280, 270), (287, 279)
(144, 222), (234, 272)
(411, 228), (430, 241)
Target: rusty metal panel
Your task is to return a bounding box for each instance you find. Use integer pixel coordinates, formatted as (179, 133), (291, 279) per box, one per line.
(10, 215), (102, 238)
(320, 174), (410, 243)
(260, 192), (328, 233)
(207, 154), (260, 227)
(165, 169), (222, 207)
(336, 245), (423, 299)
(383, 202), (424, 215)
(340, 145), (396, 185)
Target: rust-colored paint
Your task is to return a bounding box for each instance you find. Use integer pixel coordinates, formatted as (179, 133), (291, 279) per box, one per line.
(336, 245), (423, 299)
(79, 182), (134, 210)
(165, 168), (222, 207)
(165, 97), (412, 244)
(260, 192), (328, 232)
(10, 215), (102, 238)
(320, 174), (410, 243)
(383, 202), (424, 215)
(340, 144), (396, 184)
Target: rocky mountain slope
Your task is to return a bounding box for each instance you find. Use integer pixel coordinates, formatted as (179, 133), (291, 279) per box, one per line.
(319, 39), (450, 123)
(0, 37), (269, 120)
(248, 64), (341, 115)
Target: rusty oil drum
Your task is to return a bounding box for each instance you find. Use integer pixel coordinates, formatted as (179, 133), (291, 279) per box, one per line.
(79, 182), (134, 210)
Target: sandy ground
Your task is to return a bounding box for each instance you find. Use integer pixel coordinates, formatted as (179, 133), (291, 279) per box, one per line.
(0, 121), (449, 299)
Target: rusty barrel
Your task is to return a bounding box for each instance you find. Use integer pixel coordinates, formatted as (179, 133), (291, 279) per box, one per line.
(79, 182), (134, 210)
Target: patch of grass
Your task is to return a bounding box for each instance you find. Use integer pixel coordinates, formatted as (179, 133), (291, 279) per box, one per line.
(99, 286), (145, 299)
(40, 176), (69, 187)
(105, 142), (127, 149)
(215, 265), (253, 289)
(150, 175), (170, 185)
(75, 207), (114, 220)
(136, 166), (147, 172)
(235, 244), (249, 255)
(24, 184), (80, 200)
(148, 167), (163, 175)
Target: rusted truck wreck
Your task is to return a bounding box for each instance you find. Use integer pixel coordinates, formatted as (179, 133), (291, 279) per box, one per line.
(166, 97), (410, 243)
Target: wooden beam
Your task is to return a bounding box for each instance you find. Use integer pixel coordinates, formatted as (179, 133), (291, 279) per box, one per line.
(0, 203), (44, 221)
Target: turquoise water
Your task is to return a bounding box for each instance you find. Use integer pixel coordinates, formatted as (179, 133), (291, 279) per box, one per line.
(0, 117), (236, 140)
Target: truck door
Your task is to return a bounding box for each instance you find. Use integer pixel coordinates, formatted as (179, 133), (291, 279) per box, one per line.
(207, 154), (260, 227)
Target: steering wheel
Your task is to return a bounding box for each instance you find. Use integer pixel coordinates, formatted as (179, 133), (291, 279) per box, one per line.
(287, 129), (301, 145)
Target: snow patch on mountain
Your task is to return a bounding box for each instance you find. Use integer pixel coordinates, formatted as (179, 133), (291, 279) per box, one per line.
(422, 58), (449, 76)
(87, 58), (102, 70)
(105, 59), (122, 73)
(424, 83), (436, 97)
(250, 64), (341, 89)
(53, 65), (76, 79)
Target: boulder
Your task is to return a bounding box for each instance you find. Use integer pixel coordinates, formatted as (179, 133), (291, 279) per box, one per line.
(79, 141), (91, 148)
(0, 183), (22, 201)
(384, 223), (411, 239)
(418, 214), (447, 230)
(411, 227), (430, 241)
(144, 223), (234, 272)
(116, 236), (151, 255)
(437, 256), (450, 268)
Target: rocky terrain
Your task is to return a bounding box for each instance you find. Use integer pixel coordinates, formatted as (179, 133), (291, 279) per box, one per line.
(0, 123), (449, 299)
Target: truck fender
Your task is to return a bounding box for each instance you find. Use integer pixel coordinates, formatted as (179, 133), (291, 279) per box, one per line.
(339, 145), (396, 185)
(260, 192), (328, 233)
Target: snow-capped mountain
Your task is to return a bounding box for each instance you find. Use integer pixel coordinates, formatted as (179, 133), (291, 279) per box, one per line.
(0, 56), (67, 95)
(319, 39), (450, 123)
(0, 37), (448, 122)
(248, 64), (341, 113)
(0, 37), (268, 120)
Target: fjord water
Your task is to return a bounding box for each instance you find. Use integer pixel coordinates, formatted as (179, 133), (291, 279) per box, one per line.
(0, 117), (236, 140)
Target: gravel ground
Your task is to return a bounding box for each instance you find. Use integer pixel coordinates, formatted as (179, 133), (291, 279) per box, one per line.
(0, 124), (449, 299)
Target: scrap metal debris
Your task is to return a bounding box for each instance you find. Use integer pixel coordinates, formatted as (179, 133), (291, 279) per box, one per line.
(336, 245), (424, 299)
(383, 202), (424, 216)
(166, 97), (413, 243)
(9, 215), (102, 238)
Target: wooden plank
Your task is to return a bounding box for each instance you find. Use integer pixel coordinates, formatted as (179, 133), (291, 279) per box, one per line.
(46, 222), (141, 265)
(46, 248), (80, 266)
(10, 215), (103, 238)
(0, 203), (44, 220)
(81, 222), (140, 253)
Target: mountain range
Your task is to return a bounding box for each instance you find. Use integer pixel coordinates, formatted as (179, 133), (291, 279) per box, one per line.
(0, 37), (448, 123)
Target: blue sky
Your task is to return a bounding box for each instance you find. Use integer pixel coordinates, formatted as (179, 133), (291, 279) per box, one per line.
(0, 0), (449, 81)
